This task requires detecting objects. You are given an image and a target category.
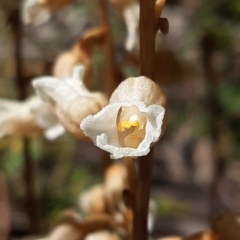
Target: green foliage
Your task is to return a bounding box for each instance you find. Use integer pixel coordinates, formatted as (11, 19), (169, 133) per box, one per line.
(217, 80), (240, 117)
(156, 197), (189, 216)
(38, 195), (75, 223)
(194, 0), (240, 49)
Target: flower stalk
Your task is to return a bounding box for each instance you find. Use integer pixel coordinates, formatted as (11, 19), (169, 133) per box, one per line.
(132, 0), (156, 239)
(9, 9), (38, 234)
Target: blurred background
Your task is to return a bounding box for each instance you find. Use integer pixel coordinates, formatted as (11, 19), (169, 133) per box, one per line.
(0, 0), (240, 239)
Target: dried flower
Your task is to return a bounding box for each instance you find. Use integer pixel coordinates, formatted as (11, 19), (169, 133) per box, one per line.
(39, 223), (81, 240)
(79, 184), (106, 215)
(0, 96), (64, 139)
(104, 163), (128, 211)
(21, 0), (73, 26)
(122, 1), (139, 52)
(81, 76), (167, 159)
(157, 237), (182, 240)
(85, 231), (121, 240)
(53, 27), (106, 83)
(33, 65), (108, 141)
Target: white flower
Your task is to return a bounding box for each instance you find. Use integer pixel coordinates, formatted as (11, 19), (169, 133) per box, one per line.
(0, 96), (64, 139)
(21, 0), (73, 26)
(122, 1), (140, 52)
(32, 65), (108, 141)
(22, 0), (52, 26)
(85, 231), (121, 240)
(80, 76), (167, 159)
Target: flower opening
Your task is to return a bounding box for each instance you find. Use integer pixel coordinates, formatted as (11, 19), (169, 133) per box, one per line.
(117, 106), (146, 148)
(80, 76), (167, 159)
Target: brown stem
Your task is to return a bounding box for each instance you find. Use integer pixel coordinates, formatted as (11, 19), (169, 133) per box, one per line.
(155, 0), (166, 28)
(132, 152), (153, 240)
(23, 138), (38, 234)
(9, 9), (38, 234)
(98, 0), (118, 96)
(0, 173), (10, 240)
(139, 0), (155, 78)
(123, 157), (138, 196)
(131, 0), (156, 239)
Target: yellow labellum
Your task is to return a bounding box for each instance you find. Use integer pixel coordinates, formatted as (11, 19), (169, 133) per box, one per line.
(124, 134), (142, 148)
(117, 114), (142, 132)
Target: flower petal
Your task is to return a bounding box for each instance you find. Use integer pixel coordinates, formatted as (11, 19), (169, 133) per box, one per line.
(81, 101), (165, 159)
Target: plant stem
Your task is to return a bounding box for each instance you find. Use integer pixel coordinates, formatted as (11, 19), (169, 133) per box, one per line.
(139, 0), (155, 78)
(132, 152), (153, 240)
(10, 9), (38, 234)
(132, 0), (156, 239)
(123, 157), (137, 196)
(0, 173), (10, 240)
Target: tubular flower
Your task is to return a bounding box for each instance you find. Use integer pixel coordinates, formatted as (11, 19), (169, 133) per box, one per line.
(32, 65), (108, 141)
(80, 76), (167, 159)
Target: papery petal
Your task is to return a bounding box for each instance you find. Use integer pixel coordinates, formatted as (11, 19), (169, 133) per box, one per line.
(81, 101), (165, 159)
(123, 1), (139, 52)
(22, 0), (51, 25)
(85, 231), (121, 240)
(110, 76), (167, 107)
(0, 96), (64, 139)
(33, 65), (108, 140)
(21, 0), (74, 26)
(44, 124), (65, 140)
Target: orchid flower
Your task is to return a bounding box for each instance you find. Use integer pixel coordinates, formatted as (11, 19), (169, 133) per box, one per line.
(0, 96), (64, 139)
(109, 0), (166, 52)
(85, 231), (121, 240)
(80, 76), (167, 159)
(32, 65), (108, 141)
(21, 0), (73, 26)
(122, 0), (140, 52)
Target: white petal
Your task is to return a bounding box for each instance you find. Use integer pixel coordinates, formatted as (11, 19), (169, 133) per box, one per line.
(44, 124), (65, 140)
(80, 101), (165, 159)
(33, 65), (108, 140)
(21, 0), (51, 26)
